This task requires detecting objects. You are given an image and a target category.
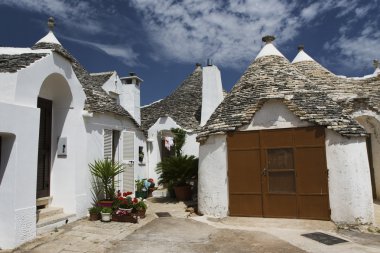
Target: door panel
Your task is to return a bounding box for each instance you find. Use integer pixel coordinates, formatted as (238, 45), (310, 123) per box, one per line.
(37, 97), (52, 198)
(227, 133), (263, 217)
(263, 195), (297, 218)
(227, 127), (330, 220)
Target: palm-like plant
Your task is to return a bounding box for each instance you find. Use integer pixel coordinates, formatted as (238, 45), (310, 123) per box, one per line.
(156, 155), (198, 189)
(89, 159), (124, 200)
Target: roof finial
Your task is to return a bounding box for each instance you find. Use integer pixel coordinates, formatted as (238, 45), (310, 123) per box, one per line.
(297, 44), (304, 52)
(48, 17), (55, 31)
(374, 59), (379, 69)
(262, 35), (275, 44)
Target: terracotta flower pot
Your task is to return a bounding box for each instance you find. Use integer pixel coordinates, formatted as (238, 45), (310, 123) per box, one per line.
(89, 213), (100, 221)
(97, 200), (114, 207)
(174, 185), (192, 201)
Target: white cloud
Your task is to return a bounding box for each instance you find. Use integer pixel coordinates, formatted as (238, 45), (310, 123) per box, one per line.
(60, 36), (140, 67)
(0, 0), (104, 34)
(130, 0), (301, 69)
(130, 0), (372, 69)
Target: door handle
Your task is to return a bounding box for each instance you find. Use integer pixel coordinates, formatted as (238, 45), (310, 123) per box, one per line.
(262, 168), (267, 176)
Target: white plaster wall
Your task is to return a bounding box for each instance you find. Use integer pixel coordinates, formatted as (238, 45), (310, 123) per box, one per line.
(325, 129), (374, 224)
(354, 114), (380, 199)
(240, 100), (312, 130)
(146, 116), (199, 182)
(198, 134), (228, 217)
(0, 102), (40, 249)
(201, 65), (224, 126)
(84, 113), (147, 196)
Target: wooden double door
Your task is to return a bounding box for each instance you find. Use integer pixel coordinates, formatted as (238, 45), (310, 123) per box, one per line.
(228, 127), (330, 220)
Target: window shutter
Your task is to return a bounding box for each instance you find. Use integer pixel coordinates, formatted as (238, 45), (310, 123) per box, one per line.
(103, 129), (113, 160)
(122, 131), (135, 192)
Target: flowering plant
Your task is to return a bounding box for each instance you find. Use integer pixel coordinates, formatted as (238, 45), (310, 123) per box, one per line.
(133, 197), (147, 211)
(115, 190), (133, 209)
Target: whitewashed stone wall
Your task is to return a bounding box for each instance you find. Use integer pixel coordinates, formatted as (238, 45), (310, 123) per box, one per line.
(198, 134), (228, 217)
(146, 116), (198, 182)
(325, 130), (374, 224)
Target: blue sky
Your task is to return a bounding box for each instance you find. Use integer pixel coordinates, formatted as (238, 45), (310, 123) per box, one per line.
(0, 0), (379, 105)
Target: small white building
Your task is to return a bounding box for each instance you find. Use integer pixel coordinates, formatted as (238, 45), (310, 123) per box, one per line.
(140, 62), (224, 181)
(197, 36), (379, 225)
(0, 19), (147, 249)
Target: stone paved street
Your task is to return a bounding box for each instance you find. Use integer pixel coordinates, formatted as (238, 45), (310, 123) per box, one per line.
(2, 198), (380, 253)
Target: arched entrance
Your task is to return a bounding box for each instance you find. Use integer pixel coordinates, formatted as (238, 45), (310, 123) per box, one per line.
(37, 73), (72, 204)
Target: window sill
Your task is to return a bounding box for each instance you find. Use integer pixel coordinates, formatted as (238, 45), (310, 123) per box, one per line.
(138, 162), (146, 166)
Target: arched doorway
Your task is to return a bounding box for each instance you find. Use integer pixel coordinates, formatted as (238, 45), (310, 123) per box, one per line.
(37, 73), (72, 203)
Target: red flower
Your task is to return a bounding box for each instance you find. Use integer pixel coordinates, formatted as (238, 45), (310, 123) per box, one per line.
(148, 178), (154, 183)
(118, 196), (124, 201)
(124, 191), (133, 196)
(133, 198), (138, 203)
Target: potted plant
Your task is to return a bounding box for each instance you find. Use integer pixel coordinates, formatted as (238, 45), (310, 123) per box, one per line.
(100, 207), (112, 222)
(88, 206), (102, 221)
(119, 196), (133, 213)
(133, 198), (147, 218)
(147, 178), (156, 197)
(156, 128), (198, 201)
(89, 158), (124, 206)
(135, 178), (147, 199)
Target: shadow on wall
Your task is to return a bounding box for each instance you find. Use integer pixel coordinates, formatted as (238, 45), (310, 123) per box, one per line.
(0, 133), (16, 185)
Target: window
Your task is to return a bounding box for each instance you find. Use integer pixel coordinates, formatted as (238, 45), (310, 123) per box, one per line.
(267, 148), (296, 193)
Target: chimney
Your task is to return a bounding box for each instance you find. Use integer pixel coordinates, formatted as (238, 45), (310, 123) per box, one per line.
(201, 61), (224, 126)
(297, 44), (304, 52)
(119, 73), (143, 124)
(262, 35), (275, 44)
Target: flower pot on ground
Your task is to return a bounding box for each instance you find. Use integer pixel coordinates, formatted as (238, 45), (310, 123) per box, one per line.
(133, 198), (147, 218)
(88, 206), (102, 221)
(100, 207), (112, 222)
(174, 185), (192, 201)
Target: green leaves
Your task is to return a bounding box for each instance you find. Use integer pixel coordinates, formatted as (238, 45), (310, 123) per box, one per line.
(89, 158), (124, 200)
(156, 155), (198, 188)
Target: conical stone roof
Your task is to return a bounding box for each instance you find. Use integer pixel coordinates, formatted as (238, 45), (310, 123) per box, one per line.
(198, 48), (367, 141)
(141, 66), (203, 132)
(292, 52), (380, 114)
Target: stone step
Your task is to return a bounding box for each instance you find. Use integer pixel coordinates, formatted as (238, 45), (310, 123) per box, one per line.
(37, 207), (64, 220)
(36, 196), (52, 207)
(152, 188), (169, 198)
(36, 212), (76, 234)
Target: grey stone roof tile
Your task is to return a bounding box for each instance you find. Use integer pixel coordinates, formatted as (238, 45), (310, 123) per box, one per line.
(198, 55), (366, 141)
(141, 67), (202, 131)
(0, 53), (48, 73)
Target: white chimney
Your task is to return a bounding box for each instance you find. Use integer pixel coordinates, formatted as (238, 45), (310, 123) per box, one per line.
(201, 61), (224, 126)
(119, 73), (143, 124)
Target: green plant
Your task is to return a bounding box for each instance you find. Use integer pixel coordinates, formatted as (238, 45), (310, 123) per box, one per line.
(88, 206), (102, 215)
(89, 158), (124, 200)
(101, 207), (112, 213)
(133, 200), (147, 211)
(135, 178), (147, 192)
(171, 128), (186, 157)
(119, 196), (133, 209)
(90, 176), (104, 206)
(156, 155), (198, 189)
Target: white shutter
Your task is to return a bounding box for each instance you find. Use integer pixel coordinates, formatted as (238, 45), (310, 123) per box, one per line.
(122, 131), (135, 192)
(103, 129), (113, 160)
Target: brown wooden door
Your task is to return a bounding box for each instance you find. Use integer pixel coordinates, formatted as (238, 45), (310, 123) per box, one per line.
(227, 127), (330, 220)
(37, 97), (52, 198)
